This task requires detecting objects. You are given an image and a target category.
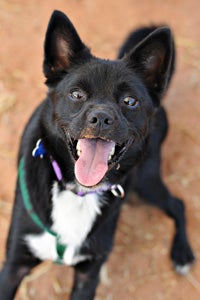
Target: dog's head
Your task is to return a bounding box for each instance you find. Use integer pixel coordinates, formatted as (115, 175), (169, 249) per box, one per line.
(42, 11), (174, 188)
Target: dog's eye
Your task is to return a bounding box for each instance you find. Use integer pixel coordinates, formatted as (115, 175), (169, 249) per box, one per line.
(123, 96), (139, 108)
(69, 89), (87, 101)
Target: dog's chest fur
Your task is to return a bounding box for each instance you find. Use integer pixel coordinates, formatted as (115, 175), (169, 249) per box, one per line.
(25, 182), (103, 265)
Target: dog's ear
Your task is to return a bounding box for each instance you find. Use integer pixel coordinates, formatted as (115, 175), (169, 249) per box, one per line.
(124, 27), (174, 104)
(43, 10), (91, 85)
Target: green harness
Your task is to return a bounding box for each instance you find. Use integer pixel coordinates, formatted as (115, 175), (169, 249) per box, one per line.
(18, 157), (67, 264)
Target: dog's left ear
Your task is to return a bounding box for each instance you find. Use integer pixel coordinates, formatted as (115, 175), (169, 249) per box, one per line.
(125, 27), (174, 104)
(43, 10), (91, 85)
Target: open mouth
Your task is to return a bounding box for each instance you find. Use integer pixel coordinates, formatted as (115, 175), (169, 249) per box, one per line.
(66, 133), (132, 187)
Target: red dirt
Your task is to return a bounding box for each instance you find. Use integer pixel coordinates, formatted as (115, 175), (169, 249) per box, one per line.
(0, 0), (200, 299)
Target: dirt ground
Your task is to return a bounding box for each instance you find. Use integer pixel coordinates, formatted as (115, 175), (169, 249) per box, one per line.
(0, 0), (200, 299)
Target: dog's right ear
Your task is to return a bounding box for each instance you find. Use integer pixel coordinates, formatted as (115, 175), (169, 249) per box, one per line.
(43, 10), (91, 85)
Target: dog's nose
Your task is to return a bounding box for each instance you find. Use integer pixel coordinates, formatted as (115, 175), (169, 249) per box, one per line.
(88, 111), (114, 128)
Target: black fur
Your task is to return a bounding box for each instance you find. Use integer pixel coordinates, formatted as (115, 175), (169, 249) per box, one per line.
(0, 10), (194, 299)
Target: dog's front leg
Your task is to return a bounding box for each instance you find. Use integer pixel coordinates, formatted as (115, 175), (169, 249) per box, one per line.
(69, 194), (122, 300)
(0, 260), (37, 299)
(134, 153), (195, 274)
(70, 257), (106, 300)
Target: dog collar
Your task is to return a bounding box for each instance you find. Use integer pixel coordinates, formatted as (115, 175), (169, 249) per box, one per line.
(65, 182), (125, 198)
(32, 139), (125, 198)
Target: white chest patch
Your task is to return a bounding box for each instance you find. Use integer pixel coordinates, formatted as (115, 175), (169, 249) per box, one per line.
(25, 182), (104, 265)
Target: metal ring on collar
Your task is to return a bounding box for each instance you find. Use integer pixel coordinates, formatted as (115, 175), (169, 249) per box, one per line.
(111, 184), (125, 198)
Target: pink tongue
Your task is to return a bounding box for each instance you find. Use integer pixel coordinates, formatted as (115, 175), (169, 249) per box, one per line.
(75, 139), (115, 187)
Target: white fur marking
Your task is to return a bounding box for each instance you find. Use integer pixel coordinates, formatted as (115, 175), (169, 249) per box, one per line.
(174, 263), (192, 275)
(25, 182), (103, 265)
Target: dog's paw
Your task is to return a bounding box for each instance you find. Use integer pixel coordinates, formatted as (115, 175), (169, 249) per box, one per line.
(171, 234), (195, 275)
(173, 263), (192, 275)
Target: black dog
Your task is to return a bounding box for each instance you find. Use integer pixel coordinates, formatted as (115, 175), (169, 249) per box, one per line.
(0, 10), (195, 299)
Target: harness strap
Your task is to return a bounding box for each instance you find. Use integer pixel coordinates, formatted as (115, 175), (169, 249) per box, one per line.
(18, 157), (66, 264)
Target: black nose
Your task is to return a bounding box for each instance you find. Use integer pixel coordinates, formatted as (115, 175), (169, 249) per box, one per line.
(88, 110), (114, 128)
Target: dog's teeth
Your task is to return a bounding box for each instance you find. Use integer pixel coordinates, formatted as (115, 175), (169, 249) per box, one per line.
(108, 145), (115, 161)
(76, 140), (82, 157)
(76, 140), (81, 151)
(77, 150), (81, 157)
(110, 145), (115, 156)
